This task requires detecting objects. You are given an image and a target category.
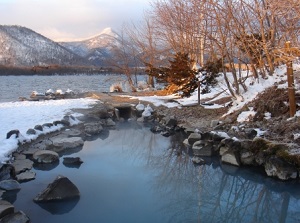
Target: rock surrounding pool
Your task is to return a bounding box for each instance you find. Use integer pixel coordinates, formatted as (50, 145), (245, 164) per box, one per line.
(9, 122), (300, 223)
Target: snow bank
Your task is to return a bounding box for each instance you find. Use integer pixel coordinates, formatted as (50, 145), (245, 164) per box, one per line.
(0, 98), (97, 163)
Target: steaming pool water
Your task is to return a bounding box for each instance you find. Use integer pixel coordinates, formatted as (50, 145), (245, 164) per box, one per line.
(5, 122), (300, 223)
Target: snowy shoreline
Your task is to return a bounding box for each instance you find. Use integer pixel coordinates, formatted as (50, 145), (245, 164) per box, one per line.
(1, 63), (300, 166)
(0, 98), (98, 163)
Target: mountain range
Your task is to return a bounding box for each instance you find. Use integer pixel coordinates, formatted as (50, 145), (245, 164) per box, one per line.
(59, 27), (120, 66)
(0, 25), (120, 68)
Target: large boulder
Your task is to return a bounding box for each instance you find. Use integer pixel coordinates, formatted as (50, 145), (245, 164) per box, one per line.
(84, 123), (103, 136)
(0, 180), (21, 191)
(219, 138), (242, 166)
(49, 137), (84, 153)
(0, 200), (14, 219)
(32, 150), (59, 164)
(11, 159), (33, 175)
(264, 157), (298, 181)
(33, 175), (80, 202)
(221, 151), (241, 166)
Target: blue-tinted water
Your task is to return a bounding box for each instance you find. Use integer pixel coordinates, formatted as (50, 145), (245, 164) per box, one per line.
(9, 123), (300, 223)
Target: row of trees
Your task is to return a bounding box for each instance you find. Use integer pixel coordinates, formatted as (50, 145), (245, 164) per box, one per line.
(109, 0), (300, 97)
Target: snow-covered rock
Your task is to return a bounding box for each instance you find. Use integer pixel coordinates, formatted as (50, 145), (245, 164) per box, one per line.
(136, 102), (145, 112)
(142, 105), (153, 117)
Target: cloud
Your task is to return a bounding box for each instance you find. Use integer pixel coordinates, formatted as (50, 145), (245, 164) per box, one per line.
(0, 0), (150, 40)
(38, 28), (78, 42)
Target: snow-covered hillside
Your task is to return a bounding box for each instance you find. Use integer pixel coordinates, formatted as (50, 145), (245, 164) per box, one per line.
(0, 25), (87, 67)
(60, 27), (120, 66)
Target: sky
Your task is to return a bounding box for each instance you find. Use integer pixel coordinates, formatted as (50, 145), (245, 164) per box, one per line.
(0, 0), (151, 41)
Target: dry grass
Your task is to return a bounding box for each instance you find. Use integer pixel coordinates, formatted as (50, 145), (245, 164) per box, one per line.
(252, 87), (290, 121)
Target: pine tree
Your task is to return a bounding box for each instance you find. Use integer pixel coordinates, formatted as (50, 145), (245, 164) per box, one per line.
(166, 52), (196, 85)
(145, 52), (198, 97)
(165, 52), (198, 97)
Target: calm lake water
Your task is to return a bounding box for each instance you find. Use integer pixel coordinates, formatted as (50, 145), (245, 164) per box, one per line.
(1, 75), (300, 222)
(0, 74), (146, 102)
(6, 122), (300, 223)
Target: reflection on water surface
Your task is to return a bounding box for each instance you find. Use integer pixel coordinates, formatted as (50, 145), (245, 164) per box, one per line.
(10, 122), (300, 223)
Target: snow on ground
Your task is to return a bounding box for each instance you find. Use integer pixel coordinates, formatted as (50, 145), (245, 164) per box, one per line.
(0, 98), (98, 163)
(129, 64), (300, 122)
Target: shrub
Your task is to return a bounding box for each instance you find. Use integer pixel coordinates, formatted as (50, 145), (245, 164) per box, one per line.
(200, 58), (222, 94)
(145, 52), (198, 97)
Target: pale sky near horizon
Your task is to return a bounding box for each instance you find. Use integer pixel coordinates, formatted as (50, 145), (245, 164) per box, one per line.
(0, 0), (151, 41)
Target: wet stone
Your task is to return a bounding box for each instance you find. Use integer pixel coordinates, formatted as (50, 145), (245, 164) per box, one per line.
(32, 150), (59, 164)
(0, 180), (21, 191)
(0, 200), (14, 219)
(16, 171), (36, 183)
(34, 175), (80, 202)
(0, 211), (30, 223)
(11, 159), (34, 174)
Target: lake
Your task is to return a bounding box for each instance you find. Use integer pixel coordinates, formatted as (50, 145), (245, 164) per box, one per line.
(0, 74), (147, 102)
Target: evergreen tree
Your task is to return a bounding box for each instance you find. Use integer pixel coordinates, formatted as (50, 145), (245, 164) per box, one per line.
(145, 52), (198, 97)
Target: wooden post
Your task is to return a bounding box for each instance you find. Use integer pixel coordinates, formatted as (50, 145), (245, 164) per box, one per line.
(285, 42), (296, 117)
(198, 81), (201, 105)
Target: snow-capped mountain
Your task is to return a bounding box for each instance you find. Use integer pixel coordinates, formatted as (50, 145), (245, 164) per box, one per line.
(60, 27), (120, 66)
(0, 25), (87, 67)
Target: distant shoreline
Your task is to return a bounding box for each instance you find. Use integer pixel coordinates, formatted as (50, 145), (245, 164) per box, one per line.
(0, 65), (146, 76)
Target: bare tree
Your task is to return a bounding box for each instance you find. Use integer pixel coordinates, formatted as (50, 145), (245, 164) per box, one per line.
(106, 28), (139, 92)
(150, 0), (208, 65)
(126, 0), (300, 97)
(124, 15), (170, 88)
